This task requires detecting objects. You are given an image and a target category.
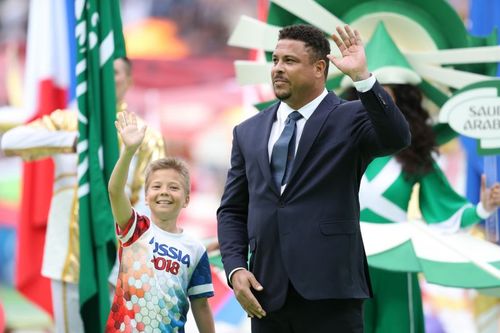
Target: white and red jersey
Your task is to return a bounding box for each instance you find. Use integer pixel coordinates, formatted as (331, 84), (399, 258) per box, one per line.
(107, 209), (214, 333)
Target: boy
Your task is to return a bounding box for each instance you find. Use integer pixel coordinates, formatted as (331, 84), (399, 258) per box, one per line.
(106, 111), (215, 333)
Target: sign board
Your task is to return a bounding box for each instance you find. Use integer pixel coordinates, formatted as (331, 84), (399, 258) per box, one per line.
(439, 80), (500, 155)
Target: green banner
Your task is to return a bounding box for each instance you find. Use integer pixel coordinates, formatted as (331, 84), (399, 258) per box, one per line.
(75, 0), (125, 331)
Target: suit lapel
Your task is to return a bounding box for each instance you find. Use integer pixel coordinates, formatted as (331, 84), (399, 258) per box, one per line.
(286, 93), (341, 188)
(256, 103), (280, 195)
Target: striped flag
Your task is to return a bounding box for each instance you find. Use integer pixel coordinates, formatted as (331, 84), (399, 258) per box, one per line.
(16, 0), (75, 314)
(75, 0), (125, 331)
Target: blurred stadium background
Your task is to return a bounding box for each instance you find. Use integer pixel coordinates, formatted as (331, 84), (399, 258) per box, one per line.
(0, 0), (498, 332)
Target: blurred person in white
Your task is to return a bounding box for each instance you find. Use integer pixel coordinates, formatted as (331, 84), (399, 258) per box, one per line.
(1, 57), (165, 333)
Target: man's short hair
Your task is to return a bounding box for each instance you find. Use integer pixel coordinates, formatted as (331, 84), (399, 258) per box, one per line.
(145, 157), (191, 195)
(278, 24), (330, 78)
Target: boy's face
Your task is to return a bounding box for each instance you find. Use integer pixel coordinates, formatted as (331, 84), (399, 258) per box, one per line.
(146, 169), (189, 221)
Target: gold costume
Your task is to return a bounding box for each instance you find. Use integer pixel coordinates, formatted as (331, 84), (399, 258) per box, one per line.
(2, 108), (165, 282)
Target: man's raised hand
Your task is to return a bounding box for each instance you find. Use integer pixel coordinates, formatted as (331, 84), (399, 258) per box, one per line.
(327, 25), (370, 82)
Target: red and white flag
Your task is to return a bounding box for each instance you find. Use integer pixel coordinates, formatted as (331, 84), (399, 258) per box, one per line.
(16, 0), (72, 314)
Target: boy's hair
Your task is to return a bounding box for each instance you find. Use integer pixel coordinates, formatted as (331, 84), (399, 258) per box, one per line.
(145, 157), (191, 195)
(278, 24), (330, 79)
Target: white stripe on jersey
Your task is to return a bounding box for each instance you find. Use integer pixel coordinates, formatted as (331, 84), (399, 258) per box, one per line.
(188, 283), (214, 296)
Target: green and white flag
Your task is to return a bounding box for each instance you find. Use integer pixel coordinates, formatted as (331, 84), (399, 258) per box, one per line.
(75, 0), (125, 331)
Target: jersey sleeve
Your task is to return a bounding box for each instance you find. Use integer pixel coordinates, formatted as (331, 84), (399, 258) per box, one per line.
(187, 251), (214, 300)
(419, 161), (480, 232)
(116, 209), (151, 246)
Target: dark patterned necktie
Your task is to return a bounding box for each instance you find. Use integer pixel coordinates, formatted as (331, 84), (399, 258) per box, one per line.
(270, 111), (303, 189)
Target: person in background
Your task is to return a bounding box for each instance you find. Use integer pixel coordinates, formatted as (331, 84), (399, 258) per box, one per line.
(0, 57), (165, 333)
(343, 83), (500, 333)
(107, 110), (215, 333)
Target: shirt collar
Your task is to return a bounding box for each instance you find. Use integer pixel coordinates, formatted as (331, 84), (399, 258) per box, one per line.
(277, 89), (328, 123)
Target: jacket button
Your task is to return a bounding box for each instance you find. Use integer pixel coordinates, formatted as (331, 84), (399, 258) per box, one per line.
(278, 201), (284, 207)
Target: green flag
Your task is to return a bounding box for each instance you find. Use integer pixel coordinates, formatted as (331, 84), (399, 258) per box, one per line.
(75, 0), (125, 331)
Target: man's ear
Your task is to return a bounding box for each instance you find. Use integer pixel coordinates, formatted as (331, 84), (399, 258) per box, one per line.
(315, 59), (327, 78)
(183, 195), (190, 208)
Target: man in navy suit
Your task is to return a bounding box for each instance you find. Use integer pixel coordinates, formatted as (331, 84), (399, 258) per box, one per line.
(217, 24), (411, 333)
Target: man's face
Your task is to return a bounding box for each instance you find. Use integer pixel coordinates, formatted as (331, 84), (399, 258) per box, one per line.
(114, 58), (132, 103)
(271, 39), (322, 109)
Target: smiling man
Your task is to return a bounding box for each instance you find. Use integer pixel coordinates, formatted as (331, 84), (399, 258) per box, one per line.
(217, 24), (411, 333)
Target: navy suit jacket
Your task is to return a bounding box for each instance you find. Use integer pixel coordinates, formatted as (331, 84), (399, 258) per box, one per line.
(217, 81), (411, 311)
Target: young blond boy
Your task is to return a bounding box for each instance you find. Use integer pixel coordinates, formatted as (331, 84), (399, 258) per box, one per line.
(106, 111), (215, 333)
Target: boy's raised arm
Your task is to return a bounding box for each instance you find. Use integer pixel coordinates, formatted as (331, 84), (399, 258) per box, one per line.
(108, 111), (147, 229)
